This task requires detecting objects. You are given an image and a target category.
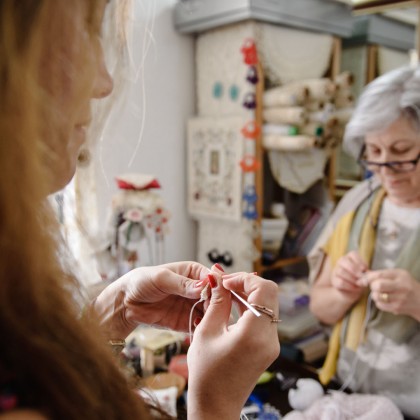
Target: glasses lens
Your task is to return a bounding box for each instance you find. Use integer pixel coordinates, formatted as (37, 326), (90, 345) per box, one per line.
(390, 161), (416, 172)
(360, 160), (417, 173)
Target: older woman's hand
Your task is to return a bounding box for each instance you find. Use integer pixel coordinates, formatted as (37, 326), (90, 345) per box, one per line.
(361, 268), (420, 321)
(187, 270), (280, 419)
(331, 251), (367, 301)
(92, 261), (211, 339)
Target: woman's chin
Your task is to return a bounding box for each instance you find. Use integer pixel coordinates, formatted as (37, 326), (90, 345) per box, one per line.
(387, 189), (420, 207)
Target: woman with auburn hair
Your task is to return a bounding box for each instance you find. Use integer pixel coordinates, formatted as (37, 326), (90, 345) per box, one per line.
(0, 1), (280, 419)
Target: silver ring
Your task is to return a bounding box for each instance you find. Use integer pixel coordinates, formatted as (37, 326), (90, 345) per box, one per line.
(250, 303), (281, 323)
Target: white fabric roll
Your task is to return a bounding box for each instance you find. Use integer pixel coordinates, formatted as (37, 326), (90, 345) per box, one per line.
(286, 78), (336, 101)
(263, 124), (298, 136)
(335, 71), (354, 89)
(263, 106), (307, 125)
(263, 134), (316, 151)
(263, 85), (309, 107)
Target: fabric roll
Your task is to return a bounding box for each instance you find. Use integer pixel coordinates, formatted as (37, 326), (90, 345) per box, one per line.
(286, 78), (336, 101)
(308, 108), (335, 124)
(305, 101), (325, 112)
(263, 106), (307, 125)
(263, 85), (309, 107)
(300, 122), (323, 137)
(330, 108), (353, 125)
(335, 71), (354, 89)
(263, 134), (316, 151)
(263, 123), (299, 136)
(334, 90), (354, 109)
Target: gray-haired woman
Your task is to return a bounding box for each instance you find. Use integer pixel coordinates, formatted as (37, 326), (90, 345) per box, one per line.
(309, 65), (420, 419)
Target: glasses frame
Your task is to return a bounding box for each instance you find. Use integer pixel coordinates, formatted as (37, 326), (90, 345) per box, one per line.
(357, 146), (420, 174)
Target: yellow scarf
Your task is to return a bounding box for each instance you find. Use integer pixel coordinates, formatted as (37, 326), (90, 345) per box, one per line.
(318, 188), (386, 385)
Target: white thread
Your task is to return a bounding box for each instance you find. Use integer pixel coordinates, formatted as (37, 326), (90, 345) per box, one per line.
(189, 284), (210, 343)
(189, 299), (203, 343)
(338, 293), (373, 392)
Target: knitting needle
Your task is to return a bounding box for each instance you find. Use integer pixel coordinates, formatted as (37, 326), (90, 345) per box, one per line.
(229, 290), (261, 317)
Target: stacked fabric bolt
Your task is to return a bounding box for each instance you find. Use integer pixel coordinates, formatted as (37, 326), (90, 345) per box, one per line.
(262, 72), (355, 151)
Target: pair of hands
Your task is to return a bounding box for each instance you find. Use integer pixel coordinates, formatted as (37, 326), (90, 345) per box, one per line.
(331, 251), (420, 320)
(93, 261), (280, 419)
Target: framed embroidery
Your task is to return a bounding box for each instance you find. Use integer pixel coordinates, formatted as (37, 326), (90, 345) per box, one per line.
(188, 116), (246, 221)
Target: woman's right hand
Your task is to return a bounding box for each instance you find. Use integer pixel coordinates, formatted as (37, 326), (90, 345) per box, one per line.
(331, 251), (367, 301)
(187, 270), (280, 420)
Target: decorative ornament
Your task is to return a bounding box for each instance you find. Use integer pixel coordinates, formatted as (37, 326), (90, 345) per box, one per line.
(243, 202), (258, 220)
(116, 174), (161, 191)
(246, 65), (259, 84)
(239, 155), (261, 172)
(207, 248), (234, 267)
(229, 84), (240, 101)
(241, 121), (260, 139)
(242, 92), (257, 109)
(213, 81), (223, 99)
(240, 38), (258, 65)
(96, 174), (170, 279)
(242, 185), (258, 203)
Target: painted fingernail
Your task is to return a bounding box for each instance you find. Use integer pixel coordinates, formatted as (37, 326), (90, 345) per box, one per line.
(208, 273), (217, 288)
(193, 317), (202, 327)
(194, 280), (204, 288)
(215, 263), (224, 272)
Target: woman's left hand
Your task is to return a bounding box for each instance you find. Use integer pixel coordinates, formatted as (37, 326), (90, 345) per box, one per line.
(92, 261), (211, 339)
(361, 268), (420, 320)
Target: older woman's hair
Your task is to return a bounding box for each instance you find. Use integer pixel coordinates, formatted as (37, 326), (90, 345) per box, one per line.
(344, 65), (420, 158)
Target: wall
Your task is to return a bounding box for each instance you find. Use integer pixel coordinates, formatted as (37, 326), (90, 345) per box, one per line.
(95, 0), (196, 263)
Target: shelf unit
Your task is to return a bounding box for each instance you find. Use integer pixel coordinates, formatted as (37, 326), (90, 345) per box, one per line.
(254, 37), (343, 275)
(176, 0), (354, 275)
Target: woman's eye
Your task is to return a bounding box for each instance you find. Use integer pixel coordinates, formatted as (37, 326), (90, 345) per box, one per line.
(393, 148), (411, 155)
(367, 148), (380, 157)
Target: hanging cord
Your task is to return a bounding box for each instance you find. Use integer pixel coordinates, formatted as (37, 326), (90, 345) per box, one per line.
(338, 293), (373, 392)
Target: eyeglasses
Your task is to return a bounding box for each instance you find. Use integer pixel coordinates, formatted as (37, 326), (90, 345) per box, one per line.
(358, 153), (420, 173)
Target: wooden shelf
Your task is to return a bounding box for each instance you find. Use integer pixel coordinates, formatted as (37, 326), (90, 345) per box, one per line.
(253, 37), (342, 274)
(256, 256), (307, 274)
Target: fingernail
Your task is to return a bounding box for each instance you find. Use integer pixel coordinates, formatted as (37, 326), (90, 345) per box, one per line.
(193, 317), (202, 327)
(208, 274), (217, 288)
(215, 263), (224, 272)
(252, 272), (258, 275)
(194, 280), (204, 288)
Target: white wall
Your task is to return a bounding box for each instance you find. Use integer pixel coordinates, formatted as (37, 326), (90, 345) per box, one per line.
(95, 0), (197, 263)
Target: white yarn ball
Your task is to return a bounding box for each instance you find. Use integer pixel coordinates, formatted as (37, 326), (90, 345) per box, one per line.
(288, 378), (324, 411)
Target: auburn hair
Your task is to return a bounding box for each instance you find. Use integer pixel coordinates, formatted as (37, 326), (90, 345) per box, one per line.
(0, 1), (150, 418)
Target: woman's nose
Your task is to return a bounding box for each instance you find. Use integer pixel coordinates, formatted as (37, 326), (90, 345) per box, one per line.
(92, 47), (113, 99)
